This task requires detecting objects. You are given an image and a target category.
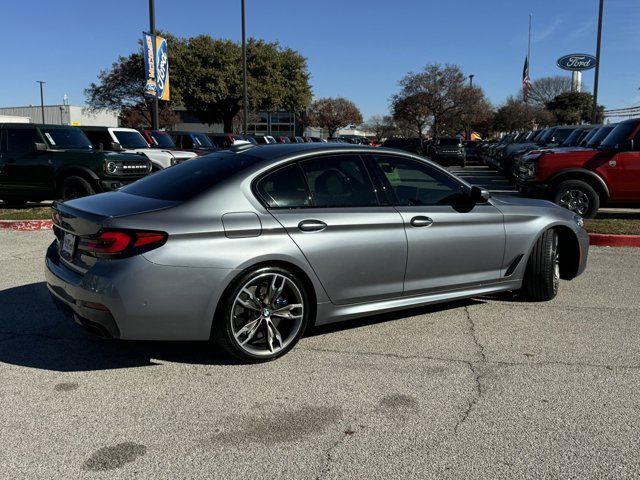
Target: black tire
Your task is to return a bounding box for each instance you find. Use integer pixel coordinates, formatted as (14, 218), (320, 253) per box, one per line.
(552, 179), (599, 219)
(522, 229), (560, 301)
(1, 197), (28, 207)
(212, 265), (311, 363)
(60, 176), (95, 200)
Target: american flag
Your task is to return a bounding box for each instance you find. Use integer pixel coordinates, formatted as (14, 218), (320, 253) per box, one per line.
(522, 56), (532, 102)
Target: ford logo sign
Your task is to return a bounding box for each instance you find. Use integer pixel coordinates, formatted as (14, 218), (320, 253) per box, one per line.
(155, 37), (169, 99)
(556, 54), (597, 71)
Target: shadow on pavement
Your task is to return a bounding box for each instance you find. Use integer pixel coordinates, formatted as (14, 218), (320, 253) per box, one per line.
(1, 282), (492, 372)
(0, 282), (236, 372)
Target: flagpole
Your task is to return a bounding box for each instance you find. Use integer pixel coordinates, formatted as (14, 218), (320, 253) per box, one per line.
(526, 14), (532, 105)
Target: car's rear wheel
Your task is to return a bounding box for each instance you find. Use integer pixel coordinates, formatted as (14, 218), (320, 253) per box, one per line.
(60, 176), (95, 200)
(553, 180), (599, 218)
(212, 266), (310, 363)
(522, 229), (560, 301)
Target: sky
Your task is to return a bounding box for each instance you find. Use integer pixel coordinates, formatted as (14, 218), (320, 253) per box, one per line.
(1, 0), (638, 119)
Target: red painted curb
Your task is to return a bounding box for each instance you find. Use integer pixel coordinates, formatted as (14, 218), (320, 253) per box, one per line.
(589, 233), (640, 248)
(0, 220), (53, 231)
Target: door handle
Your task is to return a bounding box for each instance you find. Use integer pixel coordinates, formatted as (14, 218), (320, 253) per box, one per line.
(410, 216), (433, 228)
(298, 219), (327, 232)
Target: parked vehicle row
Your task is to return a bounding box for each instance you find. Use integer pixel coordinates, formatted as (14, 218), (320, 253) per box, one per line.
(0, 123), (151, 205)
(515, 118), (640, 218)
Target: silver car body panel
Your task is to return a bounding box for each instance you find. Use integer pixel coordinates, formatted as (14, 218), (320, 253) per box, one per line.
(45, 144), (589, 340)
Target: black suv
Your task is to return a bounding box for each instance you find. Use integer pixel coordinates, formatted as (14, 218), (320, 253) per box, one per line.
(428, 137), (466, 166)
(0, 123), (151, 205)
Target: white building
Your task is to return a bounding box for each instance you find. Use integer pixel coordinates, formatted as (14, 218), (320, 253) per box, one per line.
(0, 105), (118, 126)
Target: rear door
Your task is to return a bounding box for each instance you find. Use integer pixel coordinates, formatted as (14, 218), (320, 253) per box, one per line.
(366, 154), (506, 295)
(258, 154), (407, 305)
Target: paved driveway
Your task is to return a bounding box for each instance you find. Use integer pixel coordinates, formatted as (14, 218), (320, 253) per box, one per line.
(1, 231), (639, 479)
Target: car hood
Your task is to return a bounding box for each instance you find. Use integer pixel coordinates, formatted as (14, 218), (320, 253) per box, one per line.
(491, 194), (560, 210)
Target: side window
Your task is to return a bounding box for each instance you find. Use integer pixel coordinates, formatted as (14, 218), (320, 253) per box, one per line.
(371, 155), (464, 206)
(632, 129), (640, 151)
(6, 128), (39, 154)
(256, 164), (311, 208)
(0, 130), (6, 153)
(83, 130), (112, 149)
(300, 155), (378, 207)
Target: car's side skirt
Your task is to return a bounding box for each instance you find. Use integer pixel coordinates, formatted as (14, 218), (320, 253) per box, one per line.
(314, 280), (522, 326)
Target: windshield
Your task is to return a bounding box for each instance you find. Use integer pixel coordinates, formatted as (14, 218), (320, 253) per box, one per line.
(579, 128), (600, 146)
(191, 133), (214, 148)
(561, 129), (585, 147)
(586, 125), (615, 147)
(438, 138), (461, 146)
(41, 128), (93, 150)
(113, 130), (149, 149)
(537, 128), (557, 145)
(599, 122), (636, 149)
(122, 153), (262, 201)
(149, 131), (175, 148)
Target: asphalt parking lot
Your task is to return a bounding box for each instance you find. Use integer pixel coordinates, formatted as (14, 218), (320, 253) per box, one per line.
(1, 230), (640, 479)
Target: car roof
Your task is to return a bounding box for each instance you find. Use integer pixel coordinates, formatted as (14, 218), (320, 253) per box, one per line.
(230, 142), (380, 161)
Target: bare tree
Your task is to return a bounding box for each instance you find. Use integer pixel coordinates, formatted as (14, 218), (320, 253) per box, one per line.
(391, 94), (431, 140)
(307, 97), (363, 138)
(527, 76), (573, 107)
(363, 115), (397, 142)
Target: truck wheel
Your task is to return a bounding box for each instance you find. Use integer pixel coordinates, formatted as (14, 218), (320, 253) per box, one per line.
(552, 180), (599, 218)
(60, 176), (95, 200)
(522, 229), (560, 301)
(1, 197), (28, 207)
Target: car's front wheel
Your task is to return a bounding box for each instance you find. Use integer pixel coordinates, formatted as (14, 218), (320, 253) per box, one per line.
(212, 266), (310, 362)
(553, 179), (599, 218)
(522, 229), (560, 301)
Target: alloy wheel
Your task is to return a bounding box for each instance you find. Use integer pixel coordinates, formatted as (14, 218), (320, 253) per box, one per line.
(230, 273), (304, 357)
(558, 189), (589, 216)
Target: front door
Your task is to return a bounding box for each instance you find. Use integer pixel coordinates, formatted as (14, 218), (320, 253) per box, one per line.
(366, 154), (506, 295)
(2, 126), (50, 195)
(256, 154), (408, 305)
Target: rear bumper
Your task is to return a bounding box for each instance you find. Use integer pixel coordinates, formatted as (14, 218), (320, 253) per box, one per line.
(44, 241), (235, 340)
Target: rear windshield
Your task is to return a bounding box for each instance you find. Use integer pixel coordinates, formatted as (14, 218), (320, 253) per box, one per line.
(121, 153), (262, 201)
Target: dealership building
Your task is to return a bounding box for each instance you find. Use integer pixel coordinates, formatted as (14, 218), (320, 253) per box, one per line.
(0, 105), (118, 126)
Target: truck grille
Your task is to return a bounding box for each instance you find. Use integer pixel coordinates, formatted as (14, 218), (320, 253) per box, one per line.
(112, 161), (151, 175)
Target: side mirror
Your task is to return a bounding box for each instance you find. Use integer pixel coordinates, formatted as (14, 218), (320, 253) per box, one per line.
(34, 142), (48, 151)
(470, 185), (491, 203)
(110, 142), (124, 151)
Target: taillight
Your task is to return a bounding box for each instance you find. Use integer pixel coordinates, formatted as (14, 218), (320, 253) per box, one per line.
(78, 229), (167, 258)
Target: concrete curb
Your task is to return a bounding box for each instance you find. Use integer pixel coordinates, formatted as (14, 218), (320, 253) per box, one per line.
(589, 233), (640, 248)
(1, 219), (639, 248)
(0, 220), (53, 231)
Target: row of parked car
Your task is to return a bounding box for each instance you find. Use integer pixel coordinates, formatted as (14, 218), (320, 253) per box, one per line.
(0, 122), (377, 206)
(478, 118), (640, 218)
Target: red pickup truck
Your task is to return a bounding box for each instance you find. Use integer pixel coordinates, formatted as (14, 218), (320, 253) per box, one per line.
(516, 118), (640, 218)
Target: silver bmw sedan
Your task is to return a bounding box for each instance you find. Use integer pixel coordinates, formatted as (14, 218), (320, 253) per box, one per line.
(45, 143), (589, 362)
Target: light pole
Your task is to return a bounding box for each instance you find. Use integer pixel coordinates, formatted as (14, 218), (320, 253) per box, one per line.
(149, 0), (159, 130)
(469, 74), (474, 87)
(241, 0), (248, 135)
(592, 0), (604, 124)
(36, 81), (46, 124)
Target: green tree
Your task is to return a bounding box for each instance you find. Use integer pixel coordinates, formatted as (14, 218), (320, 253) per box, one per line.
(493, 96), (554, 132)
(307, 97), (363, 138)
(545, 91), (604, 124)
(86, 34), (312, 132)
